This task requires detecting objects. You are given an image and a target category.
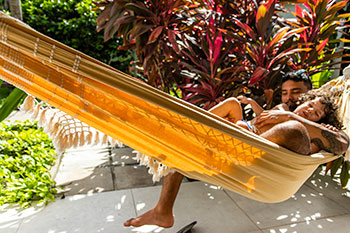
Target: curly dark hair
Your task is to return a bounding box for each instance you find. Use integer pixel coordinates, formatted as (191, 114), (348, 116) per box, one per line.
(297, 90), (343, 129)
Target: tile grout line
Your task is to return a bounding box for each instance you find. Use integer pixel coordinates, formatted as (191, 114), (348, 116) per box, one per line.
(107, 144), (117, 190)
(222, 189), (264, 231)
(130, 189), (138, 217)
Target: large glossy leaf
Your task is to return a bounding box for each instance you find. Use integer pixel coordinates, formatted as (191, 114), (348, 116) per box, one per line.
(315, 0), (328, 25)
(341, 161), (350, 188)
(331, 157), (343, 178)
(148, 26), (164, 44)
(0, 88), (26, 122)
(256, 0), (275, 38)
(326, 1), (348, 18)
(235, 19), (257, 41)
(266, 27), (289, 52)
(167, 30), (180, 53)
(124, 3), (156, 17)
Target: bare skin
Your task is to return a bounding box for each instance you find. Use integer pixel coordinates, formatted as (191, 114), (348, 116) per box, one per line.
(281, 80), (309, 108)
(123, 171), (183, 228)
(123, 120), (315, 228)
(123, 89), (349, 228)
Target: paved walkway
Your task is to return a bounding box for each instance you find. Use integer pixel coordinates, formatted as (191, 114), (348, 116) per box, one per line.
(1, 113), (350, 232)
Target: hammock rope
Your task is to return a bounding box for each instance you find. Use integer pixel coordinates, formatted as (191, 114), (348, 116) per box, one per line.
(0, 13), (347, 203)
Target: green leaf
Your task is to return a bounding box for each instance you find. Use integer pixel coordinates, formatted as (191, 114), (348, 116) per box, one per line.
(340, 161), (349, 188)
(0, 88), (26, 122)
(331, 157), (343, 178)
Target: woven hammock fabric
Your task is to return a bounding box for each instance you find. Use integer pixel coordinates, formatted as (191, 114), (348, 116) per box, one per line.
(0, 13), (342, 203)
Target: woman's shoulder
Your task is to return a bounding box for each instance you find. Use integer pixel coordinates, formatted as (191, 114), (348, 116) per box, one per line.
(272, 103), (290, 111)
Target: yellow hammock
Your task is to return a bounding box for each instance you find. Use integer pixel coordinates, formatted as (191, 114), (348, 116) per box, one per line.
(0, 13), (348, 203)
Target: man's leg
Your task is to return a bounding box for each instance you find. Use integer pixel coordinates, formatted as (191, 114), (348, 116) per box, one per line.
(260, 120), (311, 154)
(123, 171), (184, 228)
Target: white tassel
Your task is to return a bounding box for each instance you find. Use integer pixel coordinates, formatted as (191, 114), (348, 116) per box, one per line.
(86, 131), (93, 145)
(50, 122), (61, 137)
(61, 135), (69, 150)
(102, 133), (108, 144)
(79, 131), (85, 147)
(110, 137), (117, 146)
(20, 95), (35, 113)
(73, 131), (79, 148)
(53, 127), (65, 148)
(32, 102), (42, 120)
(38, 108), (48, 127)
(44, 112), (56, 134)
(94, 131), (100, 145)
(68, 133), (74, 148)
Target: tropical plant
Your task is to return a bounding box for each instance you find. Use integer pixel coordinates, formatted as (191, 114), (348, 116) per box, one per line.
(0, 120), (57, 207)
(95, 0), (350, 186)
(0, 81), (26, 121)
(21, 0), (134, 72)
(95, 0), (349, 109)
(284, 0), (350, 76)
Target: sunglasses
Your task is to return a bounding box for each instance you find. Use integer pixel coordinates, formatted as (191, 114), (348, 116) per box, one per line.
(295, 69), (310, 81)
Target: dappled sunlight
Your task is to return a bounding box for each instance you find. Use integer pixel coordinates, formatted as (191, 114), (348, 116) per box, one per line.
(8, 191), (135, 232)
(268, 215), (336, 233)
(131, 225), (165, 233)
(0, 203), (45, 223)
(137, 203), (146, 211)
(0, 202), (45, 232)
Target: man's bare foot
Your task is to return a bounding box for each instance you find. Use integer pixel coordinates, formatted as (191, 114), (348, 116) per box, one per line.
(123, 208), (174, 228)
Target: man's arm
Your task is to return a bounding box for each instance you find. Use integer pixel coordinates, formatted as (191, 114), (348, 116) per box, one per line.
(254, 110), (350, 154)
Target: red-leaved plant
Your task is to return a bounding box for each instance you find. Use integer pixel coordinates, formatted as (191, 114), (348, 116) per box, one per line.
(95, 0), (350, 186)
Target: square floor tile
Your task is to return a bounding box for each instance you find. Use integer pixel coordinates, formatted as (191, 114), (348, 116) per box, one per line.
(59, 147), (110, 171)
(57, 167), (114, 196)
(112, 147), (139, 166)
(114, 165), (160, 190)
(225, 184), (348, 229)
(305, 170), (350, 212)
(17, 190), (135, 233)
(130, 182), (260, 233)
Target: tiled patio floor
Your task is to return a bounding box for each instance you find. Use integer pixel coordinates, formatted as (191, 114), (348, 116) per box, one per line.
(2, 112), (350, 232)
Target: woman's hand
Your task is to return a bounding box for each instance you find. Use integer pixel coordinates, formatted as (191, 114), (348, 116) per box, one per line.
(237, 96), (251, 105)
(321, 123), (339, 132)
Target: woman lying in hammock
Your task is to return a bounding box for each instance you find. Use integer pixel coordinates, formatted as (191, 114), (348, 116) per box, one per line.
(124, 90), (349, 229)
(210, 90), (343, 154)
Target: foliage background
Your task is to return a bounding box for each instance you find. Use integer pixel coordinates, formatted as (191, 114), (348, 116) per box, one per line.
(21, 0), (134, 73)
(0, 121), (57, 207)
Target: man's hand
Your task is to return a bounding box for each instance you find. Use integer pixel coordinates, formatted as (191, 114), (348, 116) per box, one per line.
(253, 110), (292, 129)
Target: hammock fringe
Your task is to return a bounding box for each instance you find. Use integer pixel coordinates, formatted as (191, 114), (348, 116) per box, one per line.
(20, 95), (172, 181)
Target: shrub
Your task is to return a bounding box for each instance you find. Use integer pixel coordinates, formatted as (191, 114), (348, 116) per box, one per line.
(0, 120), (57, 207)
(95, 0), (349, 109)
(21, 0), (134, 73)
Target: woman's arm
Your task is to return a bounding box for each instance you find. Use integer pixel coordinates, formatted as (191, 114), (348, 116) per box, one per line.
(237, 96), (264, 116)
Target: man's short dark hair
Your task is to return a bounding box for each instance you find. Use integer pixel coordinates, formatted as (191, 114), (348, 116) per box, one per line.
(282, 70), (312, 90)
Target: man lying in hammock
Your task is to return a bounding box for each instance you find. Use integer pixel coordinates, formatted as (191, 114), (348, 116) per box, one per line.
(124, 90), (349, 229)
(212, 90), (343, 154)
(236, 69), (313, 115)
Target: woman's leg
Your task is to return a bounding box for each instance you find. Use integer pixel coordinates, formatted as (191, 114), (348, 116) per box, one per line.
(209, 97), (243, 123)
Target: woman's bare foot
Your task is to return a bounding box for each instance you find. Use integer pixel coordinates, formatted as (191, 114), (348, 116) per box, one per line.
(123, 208), (174, 228)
